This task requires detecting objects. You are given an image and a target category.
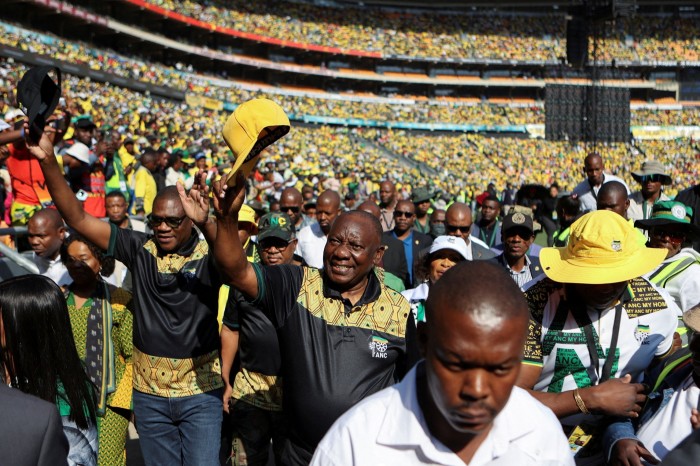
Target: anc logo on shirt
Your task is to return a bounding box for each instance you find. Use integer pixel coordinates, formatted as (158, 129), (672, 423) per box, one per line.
(369, 335), (389, 359)
(634, 324), (650, 344)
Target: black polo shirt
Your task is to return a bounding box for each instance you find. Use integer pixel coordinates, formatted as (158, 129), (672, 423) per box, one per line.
(250, 264), (416, 464)
(223, 289), (281, 377)
(107, 224), (223, 397)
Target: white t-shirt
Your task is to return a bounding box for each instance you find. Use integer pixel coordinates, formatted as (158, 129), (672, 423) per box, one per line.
(311, 364), (573, 466)
(572, 173), (630, 213)
(523, 276), (678, 426)
(637, 374), (699, 462)
(643, 248), (700, 314)
(296, 222), (327, 269)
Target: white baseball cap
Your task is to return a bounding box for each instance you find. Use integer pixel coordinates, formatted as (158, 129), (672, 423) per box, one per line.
(428, 235), (470, 261)
(65, 142), (91, 164)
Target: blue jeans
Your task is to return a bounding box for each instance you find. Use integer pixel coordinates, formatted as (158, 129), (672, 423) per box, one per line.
(133, 389), (223, 466)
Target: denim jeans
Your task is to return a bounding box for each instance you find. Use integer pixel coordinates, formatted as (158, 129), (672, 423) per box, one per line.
(133, 388), (223, 466)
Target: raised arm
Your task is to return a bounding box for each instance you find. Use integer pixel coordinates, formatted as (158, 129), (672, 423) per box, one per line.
(208, 173), (259, 299)
(24, 124), (111, 250)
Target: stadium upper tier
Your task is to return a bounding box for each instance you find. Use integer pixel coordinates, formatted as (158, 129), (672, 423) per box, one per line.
(133, 0), (700, 63)
(3, 21), (699, 132)
(1, 60), (698, 197)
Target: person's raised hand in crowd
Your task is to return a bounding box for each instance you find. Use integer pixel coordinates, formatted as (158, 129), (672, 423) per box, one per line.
(177, 170), (210, 226)
(22, 121), (58, 161)
(610, 439), (659, 466)
(211, 171), (247, 221)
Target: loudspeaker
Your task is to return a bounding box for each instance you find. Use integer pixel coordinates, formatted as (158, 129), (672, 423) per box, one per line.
(567, 19), (588, 68)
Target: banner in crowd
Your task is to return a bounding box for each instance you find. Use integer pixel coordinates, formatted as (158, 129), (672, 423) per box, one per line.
(185, 94), (224, 111)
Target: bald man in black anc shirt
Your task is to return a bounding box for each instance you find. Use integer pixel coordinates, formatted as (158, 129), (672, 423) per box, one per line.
(195, 173), (417, 465)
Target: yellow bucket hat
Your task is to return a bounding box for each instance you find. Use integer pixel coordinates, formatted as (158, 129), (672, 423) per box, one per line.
(540, 210), (666, 284)
(221, 98), (290, 186)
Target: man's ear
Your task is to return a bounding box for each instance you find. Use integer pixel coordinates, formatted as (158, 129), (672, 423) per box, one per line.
(417, 321), (428, 358)
(374, 244), (387, 267)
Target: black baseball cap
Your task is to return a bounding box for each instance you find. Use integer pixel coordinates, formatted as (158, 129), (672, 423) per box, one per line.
(16, 66), (62, 140)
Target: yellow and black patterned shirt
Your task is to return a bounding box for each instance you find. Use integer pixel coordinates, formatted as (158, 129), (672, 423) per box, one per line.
(107, 223), (223, 398)
(251, 264), (416, 462)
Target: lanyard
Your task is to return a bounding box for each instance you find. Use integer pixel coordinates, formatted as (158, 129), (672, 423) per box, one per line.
(567, 300), (623, 384)
(588, 174), (605, 202)
(479, 221), (499, 248)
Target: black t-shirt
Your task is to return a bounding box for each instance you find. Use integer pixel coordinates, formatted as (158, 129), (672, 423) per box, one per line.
(251, 264), (416, 463)
(222, 289), (280, 377)
(107, 223), (221, 358)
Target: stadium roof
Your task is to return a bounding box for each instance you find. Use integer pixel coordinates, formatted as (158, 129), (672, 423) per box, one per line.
(331, 0), (698, 11)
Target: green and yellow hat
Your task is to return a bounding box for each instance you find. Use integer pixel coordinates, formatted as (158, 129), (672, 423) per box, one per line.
(634, 201), (700, 239)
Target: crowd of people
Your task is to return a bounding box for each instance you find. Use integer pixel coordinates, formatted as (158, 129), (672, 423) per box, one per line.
(1, 82), (700, 465)
(144, 0), (700, 63)
(4, 20), (700, 136)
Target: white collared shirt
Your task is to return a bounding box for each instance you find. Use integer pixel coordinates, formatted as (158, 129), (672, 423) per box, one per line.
(572, 173), (630, 212)
(33, 252), (72, 287)
(311, 364), (573, 466)
(296, 222), (326, 269)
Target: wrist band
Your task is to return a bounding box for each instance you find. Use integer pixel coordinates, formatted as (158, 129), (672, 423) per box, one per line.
(574, 388), (590, 415)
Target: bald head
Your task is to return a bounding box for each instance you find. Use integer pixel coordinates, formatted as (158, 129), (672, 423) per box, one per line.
(280, 187), (304, 225)
(154, 185), (182, 204)
(426, 261), (528, 330)
(445, 202), (473, 243)
(597, 180), (629, 218)
(357, 200), (381, 219)
(29, 208), (64, 230)
(332, 210), (383, 246)
(317, 190), (342, 235)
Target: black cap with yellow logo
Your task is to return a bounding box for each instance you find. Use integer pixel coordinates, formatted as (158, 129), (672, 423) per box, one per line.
(257, 212), (295, 242)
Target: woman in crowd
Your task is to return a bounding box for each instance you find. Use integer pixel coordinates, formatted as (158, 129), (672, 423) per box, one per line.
(0, 274), (98, 465)
(401, 235), (469, 324)
(61, 234), (134, 466)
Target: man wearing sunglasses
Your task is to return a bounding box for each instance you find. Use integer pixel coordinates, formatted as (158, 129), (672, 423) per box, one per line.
(279, 187), (314, 233)
(27, 129), (225, 465)
(635, 201), (700, 331)
(628, 160), (672, 223)
(382, 199), (432, 288)
(220, 212), (297, 465)
(444, 202), (496, 260)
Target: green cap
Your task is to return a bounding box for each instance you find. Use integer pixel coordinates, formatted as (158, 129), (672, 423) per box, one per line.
(411, 187), (432, 203)
(257, 212), (295, 242)
(635, 201), (700, 238)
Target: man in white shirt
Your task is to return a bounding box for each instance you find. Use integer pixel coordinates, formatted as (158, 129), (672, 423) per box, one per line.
(27, 208), (71, 287)
(312, 261), (572, 466)
(296, 190), (341, 268)
(572, 152), (630, 213)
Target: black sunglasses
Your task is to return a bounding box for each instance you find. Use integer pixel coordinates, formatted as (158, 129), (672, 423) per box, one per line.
(280, 206), (300, 214)
(640, 175), (663, 183)
(393, 210), (415, 218)
(446, 224), (471, 233)
(146, 214), (188, 229)
(260, 238), (293, 251)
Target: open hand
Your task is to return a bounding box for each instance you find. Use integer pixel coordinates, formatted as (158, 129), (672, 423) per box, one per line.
(177, 170), (210, 225)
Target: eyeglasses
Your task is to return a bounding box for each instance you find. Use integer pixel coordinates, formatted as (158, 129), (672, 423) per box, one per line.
(260, 239), (293, 251)
(146, 214), (188, 229)
(651, 228), (686, 244)
(446, 224), (471, 233)
(393, 210), (415, 218)
(640, 175), (663, 183)
(280, 206), (300, 214)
